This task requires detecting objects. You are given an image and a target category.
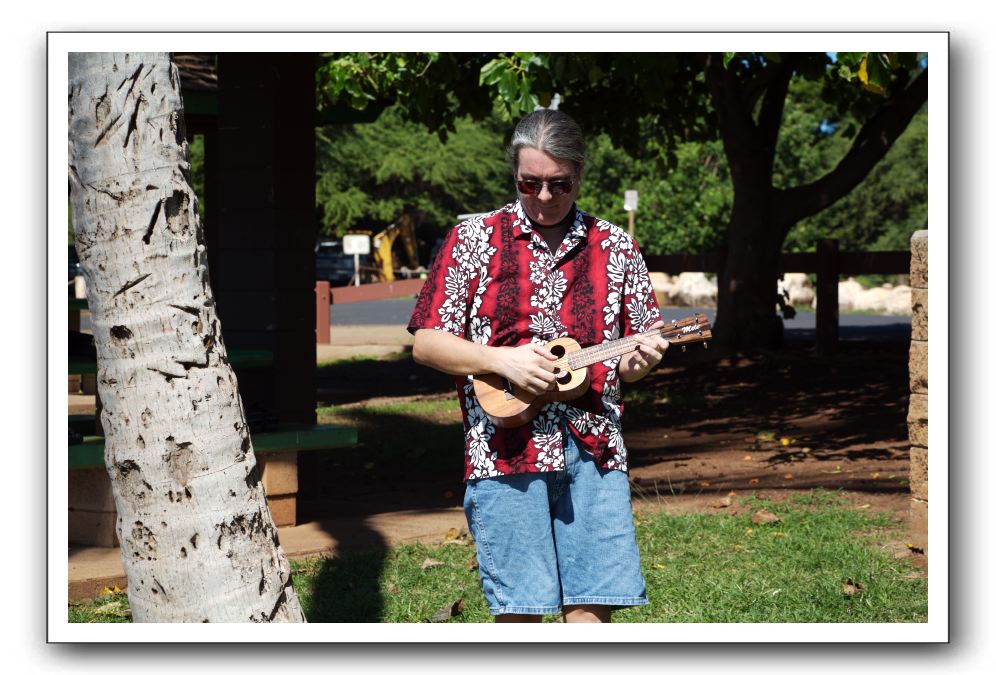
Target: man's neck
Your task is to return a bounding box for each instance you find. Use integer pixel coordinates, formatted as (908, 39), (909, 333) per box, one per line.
(531, 205), (575, 252)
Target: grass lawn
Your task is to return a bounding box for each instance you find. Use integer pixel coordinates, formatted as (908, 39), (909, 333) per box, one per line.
(69, 490), (926, 623)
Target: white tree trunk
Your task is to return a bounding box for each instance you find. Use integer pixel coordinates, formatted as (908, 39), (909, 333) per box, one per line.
(68, 52), (305, 622)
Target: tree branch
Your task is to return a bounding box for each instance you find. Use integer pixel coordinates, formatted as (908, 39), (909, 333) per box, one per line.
(703, 53), (762, 188)
(777, 68), (928, 227)
(756, 59), (795, 171)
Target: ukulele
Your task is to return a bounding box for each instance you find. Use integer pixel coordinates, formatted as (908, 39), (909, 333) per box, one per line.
(473, 314), (712, 428)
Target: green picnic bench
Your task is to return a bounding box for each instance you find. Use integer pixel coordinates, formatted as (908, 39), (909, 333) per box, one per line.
(68, 424), (358, 547)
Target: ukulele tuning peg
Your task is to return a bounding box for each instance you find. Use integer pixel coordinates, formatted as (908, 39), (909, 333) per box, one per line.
(703, 342), (709, 350)
(681, 345), (687, 352)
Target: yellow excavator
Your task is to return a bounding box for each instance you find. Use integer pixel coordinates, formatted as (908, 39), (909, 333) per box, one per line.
(369, 213), (427, 282)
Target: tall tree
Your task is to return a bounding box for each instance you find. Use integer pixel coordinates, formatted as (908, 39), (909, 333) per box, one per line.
(68, 52), (305, 622)
(318, 51), (927, 351)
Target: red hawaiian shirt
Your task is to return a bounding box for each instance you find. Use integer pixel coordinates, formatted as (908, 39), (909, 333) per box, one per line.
(407, 200), (660, 481)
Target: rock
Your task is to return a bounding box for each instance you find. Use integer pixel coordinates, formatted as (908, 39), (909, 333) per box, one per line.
(835, 278), (865, 311)
(909, 339), (927, 394)
(910, 230), (928, 289)
(853, 286), (892, 312)
(649, 272), (675, 308)
(911, 288), (928, 340)
(668, 272), (717, 307)
(883, 285), (912, 315)
(909, 446), (928, 501)
(907, 392), (928, 447)
(778, 272), (814, 305)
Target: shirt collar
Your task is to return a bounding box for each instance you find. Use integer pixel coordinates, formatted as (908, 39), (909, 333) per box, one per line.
(511, 200), (588, 241)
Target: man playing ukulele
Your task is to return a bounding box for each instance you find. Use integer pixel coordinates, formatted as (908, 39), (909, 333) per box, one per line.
(408, 109), (669, 623)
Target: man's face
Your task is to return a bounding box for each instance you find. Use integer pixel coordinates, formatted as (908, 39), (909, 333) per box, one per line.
(516, 147), (580, 227)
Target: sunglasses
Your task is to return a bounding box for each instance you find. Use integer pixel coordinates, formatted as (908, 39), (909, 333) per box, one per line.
(516, 178), (575, 197)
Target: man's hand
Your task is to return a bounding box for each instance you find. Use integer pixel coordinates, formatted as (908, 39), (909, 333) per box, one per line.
(618, 320), (669, 383)
(493, 343), (559, 396)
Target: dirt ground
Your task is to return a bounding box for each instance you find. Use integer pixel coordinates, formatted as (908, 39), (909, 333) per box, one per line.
(308, 339), (914, 520)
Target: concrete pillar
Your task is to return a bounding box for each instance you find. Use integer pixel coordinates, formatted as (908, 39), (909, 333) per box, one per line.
(908, 230), (928, 553)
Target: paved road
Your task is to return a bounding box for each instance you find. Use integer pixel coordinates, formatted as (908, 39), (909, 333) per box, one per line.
(78, 297), (912, 343)
(331, 298), (912, 343)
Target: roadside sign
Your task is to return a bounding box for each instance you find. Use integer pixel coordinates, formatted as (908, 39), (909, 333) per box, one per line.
(343, 234), (371, 255)
(624, 190), (638, 212)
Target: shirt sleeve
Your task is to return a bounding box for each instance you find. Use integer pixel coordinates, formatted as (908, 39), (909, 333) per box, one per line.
(407, 224), (470, 338)
(620, 239), (662, 337)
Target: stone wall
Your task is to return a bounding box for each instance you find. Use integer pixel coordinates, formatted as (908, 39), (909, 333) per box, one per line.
(908, 231), (928, 553)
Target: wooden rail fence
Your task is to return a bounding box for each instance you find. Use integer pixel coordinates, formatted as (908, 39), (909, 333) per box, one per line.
(315, 239), (911, 354)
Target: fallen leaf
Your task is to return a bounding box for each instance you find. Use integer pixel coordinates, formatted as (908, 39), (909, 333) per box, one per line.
(428, 598), (465, 623)
(93, 601), (126, 616)
(743, 455), (753, 461)
(870, 473), (881, 479)
(782, 473), (794, 480)
(100, 585), (124, 596)
(748, 478), (760, 485)
(421, 558), (444, 570)
(713, 496), (733, 508)
(751, 509), (781, 525)
(756, 431), (776, 442)
(650, 562), (666, 570)
(771, 532), (788, 538)
(468, 557), (479, 571)
(780, 437), (792, 446)
(733, 544), (744, 551)
(700, 481), (711, 488)
(727, 491), (737, 496)
(386, 582), (398, 593)
(800, 447), (812, 454)
(745, 528), (754, 537)
(842, 579), (864, 596)
(858, 504), (871, 509)
(444, 527), (460, 540)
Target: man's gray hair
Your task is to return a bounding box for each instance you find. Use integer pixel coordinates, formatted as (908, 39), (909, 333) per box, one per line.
(507, 109), (585, 178)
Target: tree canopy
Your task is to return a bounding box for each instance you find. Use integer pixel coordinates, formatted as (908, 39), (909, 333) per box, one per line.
(315, 51), (928, 351)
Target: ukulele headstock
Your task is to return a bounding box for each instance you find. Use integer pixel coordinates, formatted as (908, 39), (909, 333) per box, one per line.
(660, 313), (713, 351)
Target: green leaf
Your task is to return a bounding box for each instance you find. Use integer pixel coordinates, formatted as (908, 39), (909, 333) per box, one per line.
(479, 59), (505, 87)
(498, 69), (518, 103)
(723, 52), (737, 68)
(836, 52), (865, 69)
(865, 52), (893, 91)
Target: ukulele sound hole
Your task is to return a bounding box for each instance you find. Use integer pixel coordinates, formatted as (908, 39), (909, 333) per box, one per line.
(549, 344), (566, 358)
(554, 367), (571, 385)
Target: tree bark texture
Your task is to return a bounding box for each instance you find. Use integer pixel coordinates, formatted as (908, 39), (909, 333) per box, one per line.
(68, 52), (305, 622)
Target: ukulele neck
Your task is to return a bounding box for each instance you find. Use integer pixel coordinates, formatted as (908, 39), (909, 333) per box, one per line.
(565, 328), (665, 370)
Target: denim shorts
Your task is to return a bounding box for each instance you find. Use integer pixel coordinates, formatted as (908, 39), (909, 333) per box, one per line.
(463, 431), (648, 616)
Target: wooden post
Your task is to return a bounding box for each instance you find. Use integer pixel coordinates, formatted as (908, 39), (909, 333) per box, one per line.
(316, 280), (330, 344)
(816, 239), (839, 356)
(628, 210), (635, 238)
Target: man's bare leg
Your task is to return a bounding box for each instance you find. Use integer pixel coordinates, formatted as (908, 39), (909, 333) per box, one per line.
(563, 605), (612, 623)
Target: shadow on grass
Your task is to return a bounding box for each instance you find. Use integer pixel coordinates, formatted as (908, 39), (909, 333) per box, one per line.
(299, 549), (390, 623)
(296, 408), (466, 622)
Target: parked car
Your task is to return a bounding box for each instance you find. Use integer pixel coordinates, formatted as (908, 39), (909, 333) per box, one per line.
(315, 239), (372, 286)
